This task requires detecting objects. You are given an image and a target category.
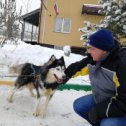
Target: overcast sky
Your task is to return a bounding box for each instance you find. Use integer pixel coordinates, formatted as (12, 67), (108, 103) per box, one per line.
(16, 0), (41, 15)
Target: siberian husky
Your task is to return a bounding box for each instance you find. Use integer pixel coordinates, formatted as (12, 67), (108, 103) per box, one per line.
(7, 55), (66, 118)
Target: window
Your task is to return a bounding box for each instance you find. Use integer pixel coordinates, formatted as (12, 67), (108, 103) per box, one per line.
(32, 26), (38, 41)
(23, 22), (32, 41)
(23, 22), (38, 41)
(54, 17), (71, 33)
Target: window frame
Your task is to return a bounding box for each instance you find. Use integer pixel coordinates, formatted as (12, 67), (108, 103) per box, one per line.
(54, 17), (71, 33)
(23, 22), (38, 42)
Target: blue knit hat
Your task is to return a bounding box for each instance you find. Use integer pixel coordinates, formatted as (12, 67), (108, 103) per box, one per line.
(88, 29), (115, 51)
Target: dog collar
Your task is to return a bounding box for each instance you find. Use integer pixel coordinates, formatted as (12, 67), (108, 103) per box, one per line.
(44, 83), (60, 89)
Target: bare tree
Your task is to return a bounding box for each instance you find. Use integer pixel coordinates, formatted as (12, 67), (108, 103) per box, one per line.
(0, 0), (22, 46)
(20, 0), (33, 13)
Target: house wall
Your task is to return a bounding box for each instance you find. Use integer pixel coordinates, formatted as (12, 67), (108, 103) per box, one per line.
(39, 0), (104, 47)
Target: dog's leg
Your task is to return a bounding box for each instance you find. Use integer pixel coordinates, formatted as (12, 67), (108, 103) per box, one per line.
(7, 87), (17, 102)
(41, 94), (52, 118)
(27, 83), (36, 97)
(33, 97), (41, 116)
(29, 88), (36, 97)
(33, 88), (41, 116)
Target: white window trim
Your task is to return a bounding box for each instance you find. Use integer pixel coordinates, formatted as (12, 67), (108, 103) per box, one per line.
(54, 17), (71, 33)
(62, 18), (71, 33)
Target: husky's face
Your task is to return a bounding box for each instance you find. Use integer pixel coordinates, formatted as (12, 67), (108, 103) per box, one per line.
(50, 65), (66, 83)
(45, 55), (66, 84)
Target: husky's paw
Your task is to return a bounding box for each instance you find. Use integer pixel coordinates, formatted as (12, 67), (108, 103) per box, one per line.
(31, 93), (36, 97)
(7, 97), (13, 103)
(33, 111), (40, 117)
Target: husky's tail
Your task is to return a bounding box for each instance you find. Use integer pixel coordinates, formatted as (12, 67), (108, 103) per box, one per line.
(9, 64), (24, 74)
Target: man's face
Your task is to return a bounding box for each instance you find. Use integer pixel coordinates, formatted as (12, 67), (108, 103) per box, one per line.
(87, 45), (108, 61)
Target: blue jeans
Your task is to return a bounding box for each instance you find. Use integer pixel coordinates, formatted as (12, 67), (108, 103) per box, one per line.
(73, 94), (126, 126)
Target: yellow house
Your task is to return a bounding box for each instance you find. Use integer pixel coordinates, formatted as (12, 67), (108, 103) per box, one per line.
(38, 0), (104, 47)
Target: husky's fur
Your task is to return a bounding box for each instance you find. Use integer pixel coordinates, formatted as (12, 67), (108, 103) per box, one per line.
(7, 55), (66, 118)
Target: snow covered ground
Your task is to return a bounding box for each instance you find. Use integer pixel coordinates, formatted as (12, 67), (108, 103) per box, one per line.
(0, 40), (91, 126)
(0, 86), (91, 126)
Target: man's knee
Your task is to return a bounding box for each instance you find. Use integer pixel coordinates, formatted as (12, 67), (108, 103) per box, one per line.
(73, 95), (95, 114)
(73, 99), (80, 114)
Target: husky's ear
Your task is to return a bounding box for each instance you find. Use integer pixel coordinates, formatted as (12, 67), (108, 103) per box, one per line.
(47, 55), (56, 66)
(60, 56), (65, 63)
(49, 55), (56, 62)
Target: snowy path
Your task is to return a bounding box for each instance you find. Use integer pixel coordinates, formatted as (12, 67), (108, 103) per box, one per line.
(0, 86), (91, 126)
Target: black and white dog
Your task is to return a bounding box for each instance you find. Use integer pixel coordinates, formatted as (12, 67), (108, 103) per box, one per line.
(7, 55), (66, 117)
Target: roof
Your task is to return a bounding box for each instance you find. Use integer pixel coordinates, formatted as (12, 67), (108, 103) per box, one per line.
(20, 8), (40, 26)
